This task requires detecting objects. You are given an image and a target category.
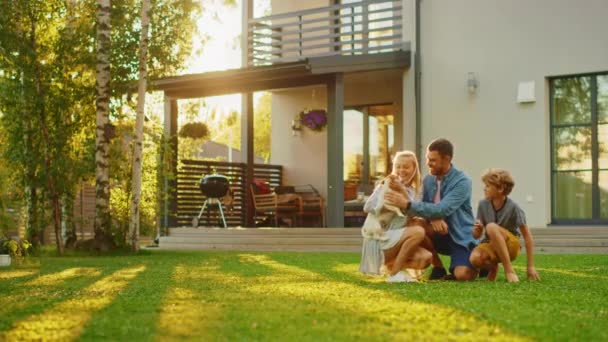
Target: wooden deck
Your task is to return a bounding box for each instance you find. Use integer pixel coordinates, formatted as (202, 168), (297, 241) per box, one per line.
(158, 227), (608, 254)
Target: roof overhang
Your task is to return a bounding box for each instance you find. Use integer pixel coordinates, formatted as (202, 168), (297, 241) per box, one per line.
(152, 50), (410, 99)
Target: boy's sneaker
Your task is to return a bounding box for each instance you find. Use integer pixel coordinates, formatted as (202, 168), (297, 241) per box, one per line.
(429, 267), (447, 280)
(386, 271), (418, 283)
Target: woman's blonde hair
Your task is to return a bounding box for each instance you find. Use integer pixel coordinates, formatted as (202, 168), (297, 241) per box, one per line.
(392, 151), (421, 196)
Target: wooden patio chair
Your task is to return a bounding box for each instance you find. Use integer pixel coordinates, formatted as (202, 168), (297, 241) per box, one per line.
(250, 185), (299, 227)
(293, 184), (325, 227)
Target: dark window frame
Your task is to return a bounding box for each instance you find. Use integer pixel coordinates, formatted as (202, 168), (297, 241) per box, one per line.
(549, 71), (608, 225)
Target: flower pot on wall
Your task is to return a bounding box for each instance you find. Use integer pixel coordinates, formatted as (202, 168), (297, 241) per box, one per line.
(0, 254), (11, 267)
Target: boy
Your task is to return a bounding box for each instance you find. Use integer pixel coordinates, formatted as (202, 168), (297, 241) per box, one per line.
(469, 168), (540, 283)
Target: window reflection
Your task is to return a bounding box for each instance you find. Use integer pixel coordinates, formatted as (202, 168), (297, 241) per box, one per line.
(343, 105), (394, 192)
(601, 172), (608, 219)
(553, 126), (592, 170)
(599, 75), (608, 124)
(600, 124), (608, 169)
(343, 109), (364, 184)
(552, 77), (591, 125)
(553, 171), (592, 219)
(369, 105), (394, 183)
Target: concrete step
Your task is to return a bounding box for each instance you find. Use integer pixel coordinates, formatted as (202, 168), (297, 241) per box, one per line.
(159, 227), (608, 253)
(533, 246), (608, 254)
(158, 242), (360, 253)
(169, 227), (361, 235)
(532, 238), (608, 247)
(160, 236), (362, 245)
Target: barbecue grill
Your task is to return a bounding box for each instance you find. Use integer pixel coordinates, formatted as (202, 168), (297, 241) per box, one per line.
(192, 174), (230, 228)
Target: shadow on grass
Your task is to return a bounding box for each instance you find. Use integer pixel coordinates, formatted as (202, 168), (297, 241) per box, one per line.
(78, 256), (178, 341)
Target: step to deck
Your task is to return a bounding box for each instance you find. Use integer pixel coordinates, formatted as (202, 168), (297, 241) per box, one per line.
(158, 227), (608, 254)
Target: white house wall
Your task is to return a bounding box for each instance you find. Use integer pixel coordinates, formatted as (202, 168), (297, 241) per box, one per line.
(270, 70), (403, 199)
(417, 0), (608, 227)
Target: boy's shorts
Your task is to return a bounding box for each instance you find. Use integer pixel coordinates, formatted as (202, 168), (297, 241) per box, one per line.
(432, 233), (475, 272)
(476, 228), (520, 263)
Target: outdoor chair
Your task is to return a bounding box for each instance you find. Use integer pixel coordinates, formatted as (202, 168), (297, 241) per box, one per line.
(293, 184), (325, 227)
(250, 185), (299, 227)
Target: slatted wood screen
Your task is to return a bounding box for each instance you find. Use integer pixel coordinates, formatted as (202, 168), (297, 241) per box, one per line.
(177, 159), (282, 227)
(44, 183), (96, 245)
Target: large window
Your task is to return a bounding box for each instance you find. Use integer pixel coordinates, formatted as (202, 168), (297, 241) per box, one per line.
(550, 73), (608, 223)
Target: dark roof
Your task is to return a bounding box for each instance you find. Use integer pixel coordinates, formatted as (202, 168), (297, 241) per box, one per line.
(152, 51), (410, 99)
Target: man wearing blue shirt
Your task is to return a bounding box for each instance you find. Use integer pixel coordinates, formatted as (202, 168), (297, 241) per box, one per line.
(385, 138), (477, 281)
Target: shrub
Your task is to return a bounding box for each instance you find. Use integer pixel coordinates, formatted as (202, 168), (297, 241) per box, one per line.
(0, 238), (32, 257)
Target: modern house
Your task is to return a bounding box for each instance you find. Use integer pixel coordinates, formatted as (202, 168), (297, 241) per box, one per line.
(154, 0), (608, 229)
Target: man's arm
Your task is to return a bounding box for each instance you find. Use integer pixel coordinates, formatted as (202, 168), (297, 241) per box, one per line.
(408, 177), (472, 219)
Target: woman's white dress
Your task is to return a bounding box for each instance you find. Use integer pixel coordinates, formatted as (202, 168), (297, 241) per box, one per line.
(359, 185), (416, 275)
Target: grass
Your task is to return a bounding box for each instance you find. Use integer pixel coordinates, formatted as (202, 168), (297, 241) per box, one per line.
(0, 251), (607, 341)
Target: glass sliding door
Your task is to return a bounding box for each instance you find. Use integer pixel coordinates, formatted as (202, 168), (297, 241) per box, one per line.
(343, 104), (395, 191)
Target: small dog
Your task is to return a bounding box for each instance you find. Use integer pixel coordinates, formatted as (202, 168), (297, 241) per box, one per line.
(361, 179), (404, 241)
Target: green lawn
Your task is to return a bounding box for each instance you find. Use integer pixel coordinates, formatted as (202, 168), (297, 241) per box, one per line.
(0, 251), (606, 341)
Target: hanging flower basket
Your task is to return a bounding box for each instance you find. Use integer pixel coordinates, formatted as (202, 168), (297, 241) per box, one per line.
(179, 122), (210, 139)
(298, 109), (327, 132)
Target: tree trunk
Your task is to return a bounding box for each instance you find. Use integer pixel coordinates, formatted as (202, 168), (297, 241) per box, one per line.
(62, 192), (77, 248)
(95, 0), (112, 239)
(129, 0), (151, 251)
(24, 185), (40, 246)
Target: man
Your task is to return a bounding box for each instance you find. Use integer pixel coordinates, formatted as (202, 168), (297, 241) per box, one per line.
(385, 138), (477, 281)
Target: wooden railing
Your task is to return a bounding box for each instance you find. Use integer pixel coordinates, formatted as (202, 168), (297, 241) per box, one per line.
(248, 0), (403, 66)
(177, 159), (282, 227)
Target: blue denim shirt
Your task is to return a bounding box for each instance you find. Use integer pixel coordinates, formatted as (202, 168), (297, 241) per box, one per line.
(408, 164), (475, 249)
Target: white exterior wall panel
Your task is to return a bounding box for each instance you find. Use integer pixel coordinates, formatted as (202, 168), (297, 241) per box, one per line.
(418, 0), (608, 227)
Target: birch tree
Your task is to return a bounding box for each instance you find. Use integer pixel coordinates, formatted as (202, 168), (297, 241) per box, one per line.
(95, 0), (112, 242)
(129, 0), (150, 251)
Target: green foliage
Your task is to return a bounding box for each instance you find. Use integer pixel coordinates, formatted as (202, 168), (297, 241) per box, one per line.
(199, 93), (272, 163)
(0, 0), (202, 245)
(0, 149), (20, 237)
(111, 0), (201, 101)
(0, 238), (31, 257)
(0, 0), (96, 244)
(107, 119), (162, 246)
(254, 92), (272, 162)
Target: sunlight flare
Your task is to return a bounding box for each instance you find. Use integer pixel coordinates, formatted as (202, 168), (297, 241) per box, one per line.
(2, 265), (145, 342)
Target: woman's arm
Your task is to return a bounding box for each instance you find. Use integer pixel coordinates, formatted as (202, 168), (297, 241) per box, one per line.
(363, 184), (385, 215)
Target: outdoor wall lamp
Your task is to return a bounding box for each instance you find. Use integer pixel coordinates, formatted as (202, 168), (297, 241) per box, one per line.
(467, 72), (478, 94)
(291, 119), (302, 136)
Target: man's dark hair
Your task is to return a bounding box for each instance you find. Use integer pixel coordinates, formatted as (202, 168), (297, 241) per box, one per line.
(428, 138), (453, 158)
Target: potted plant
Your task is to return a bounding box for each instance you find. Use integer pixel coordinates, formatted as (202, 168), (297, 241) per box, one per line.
(0, 238), (12, 266)
(0, 237), (32, 267)
(298, 109), (328, 132)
